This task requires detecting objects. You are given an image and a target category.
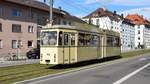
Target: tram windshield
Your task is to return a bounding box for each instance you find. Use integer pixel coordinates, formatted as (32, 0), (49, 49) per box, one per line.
(41, 31), (57, 45)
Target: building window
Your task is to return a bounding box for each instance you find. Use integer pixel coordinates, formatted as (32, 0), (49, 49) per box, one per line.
(111, 26), (113, 29)
(28, 40), (33, 48)
(68, 22), (71, 25)
(12, 40), (18, 49)
(12, 24), (21, 33)
(63, 21), (67, 25)
(138, 30), (140, 34)
(12, 8), (22, 17)
(28, 8), (34, 18)
(12, 40), (22, 48)
(90, 19), (93, 24)
(85, 20), (87, 22)
(0, 23), (2, 32)
(138, 37), (140, 40)
(12, 40), (22, 49)
(0, 6), (3, 16)
(111, 21), (113, 24)
(96, 19), (99, 26)
(0, 40), (3, 49)
(28, 26), (34, 33)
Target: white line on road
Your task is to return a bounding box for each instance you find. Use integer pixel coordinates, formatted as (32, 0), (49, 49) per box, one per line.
(113, 62), (150, 84)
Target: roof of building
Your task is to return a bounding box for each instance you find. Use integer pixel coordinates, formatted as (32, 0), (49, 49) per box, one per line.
(126, 14), (150, 26)
(122, 18), (135, 26)
(5, 0), (85, 23)
(83, 8), (123, 22)
(5, 0), (61, 13)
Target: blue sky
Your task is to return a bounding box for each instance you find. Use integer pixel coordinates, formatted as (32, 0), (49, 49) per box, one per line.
(39, 0), (150, 19)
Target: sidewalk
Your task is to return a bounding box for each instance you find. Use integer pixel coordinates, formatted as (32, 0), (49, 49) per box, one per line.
(0, 59), (39, 67)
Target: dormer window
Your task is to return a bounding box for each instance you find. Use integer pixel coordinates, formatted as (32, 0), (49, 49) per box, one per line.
(135, 19), (139, 21)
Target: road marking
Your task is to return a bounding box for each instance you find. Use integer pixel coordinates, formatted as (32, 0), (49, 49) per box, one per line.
(139, 58), (147, 61)
(113, 62), (150, 84)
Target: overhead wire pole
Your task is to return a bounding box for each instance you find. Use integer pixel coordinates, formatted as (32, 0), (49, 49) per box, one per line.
(49, 0), (53, 27)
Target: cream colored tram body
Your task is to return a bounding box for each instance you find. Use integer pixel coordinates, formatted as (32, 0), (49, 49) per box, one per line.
(40, 23), (121, 64)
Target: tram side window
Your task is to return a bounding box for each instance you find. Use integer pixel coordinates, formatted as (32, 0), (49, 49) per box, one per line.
(78, 33), (99, 46)
(78, 33), (85, 46)
(91, 35), (99, 46)
(41, 31), (57, 45)
(59, 31), (63, 45)
(107, 36), (113, 47)
(71, 33), (75, 46)
(64, 33), (69, 45)
(113, 37), (120, 47)
(85, 34), (91, 46)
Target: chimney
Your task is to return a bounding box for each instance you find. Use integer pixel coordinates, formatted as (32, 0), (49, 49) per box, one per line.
(102, 6), (107, 11)
(141, 15), (143, 18)
(114, 10), (117, 14)
(121, 14), (124, 18)
(59, 6), (62, 11)
(43, 0), (46, 3)
(98, 12), (101, 16)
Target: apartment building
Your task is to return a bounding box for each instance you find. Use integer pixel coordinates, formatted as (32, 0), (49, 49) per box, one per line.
(0, 0), (84, 60)
(121, 19), (135, 51)
(126, 14), (150, 49)
(82, 7), (137, 52)
(82, 8), (122, 33)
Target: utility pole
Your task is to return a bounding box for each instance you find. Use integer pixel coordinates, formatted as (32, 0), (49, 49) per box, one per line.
(49, 0), (53, 27)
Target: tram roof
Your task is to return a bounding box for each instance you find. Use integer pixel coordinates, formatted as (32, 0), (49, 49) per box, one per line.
(42, 23), (120, 36)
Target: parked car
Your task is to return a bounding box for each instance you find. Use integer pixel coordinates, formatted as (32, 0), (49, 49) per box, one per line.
(26, 48), (40, 59)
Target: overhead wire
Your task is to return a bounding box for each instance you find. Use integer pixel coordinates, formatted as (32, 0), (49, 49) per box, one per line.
(60, 0), (91, 14)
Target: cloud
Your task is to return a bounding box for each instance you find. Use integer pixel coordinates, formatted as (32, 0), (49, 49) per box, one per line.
(75, 14), (85, 18)
(84, 0), (150, 6)
(111, 0), (150, 6)
(120, 7), (150, 19)
(85, 0), (113, 5)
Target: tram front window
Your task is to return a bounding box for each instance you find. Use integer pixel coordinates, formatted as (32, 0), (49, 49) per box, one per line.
(41, 31), (57, 45)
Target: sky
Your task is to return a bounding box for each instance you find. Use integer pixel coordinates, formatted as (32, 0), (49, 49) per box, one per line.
(39, 0), (150, 19)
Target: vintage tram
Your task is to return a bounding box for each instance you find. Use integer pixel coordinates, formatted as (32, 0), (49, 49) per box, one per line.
(40, 22), (121, 64)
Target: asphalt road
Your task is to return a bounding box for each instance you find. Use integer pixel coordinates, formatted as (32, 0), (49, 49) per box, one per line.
(17, 54), (150, 84)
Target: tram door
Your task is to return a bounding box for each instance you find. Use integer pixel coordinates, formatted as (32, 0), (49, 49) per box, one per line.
(101, 36), (105, 58)
(97, 36), (101, 58)
(63, 33), (76, 64)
